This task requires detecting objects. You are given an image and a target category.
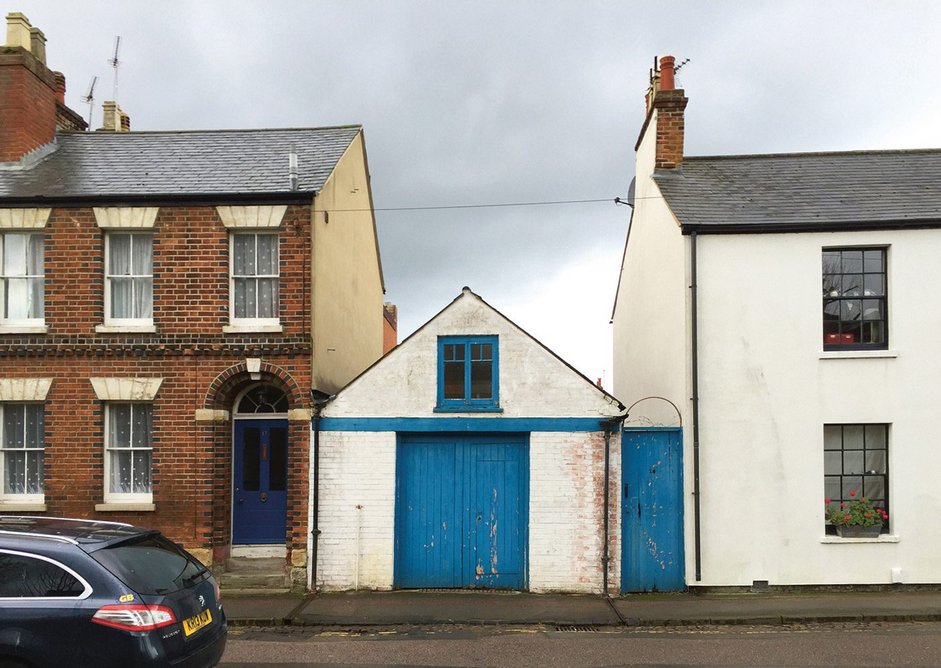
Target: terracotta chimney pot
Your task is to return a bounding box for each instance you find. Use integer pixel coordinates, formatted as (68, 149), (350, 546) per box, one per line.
(659, 55), (675, 91)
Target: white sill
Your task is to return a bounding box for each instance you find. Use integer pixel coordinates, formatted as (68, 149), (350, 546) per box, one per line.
(821, 534), (900, 544)
(0, 325), (48, 334)
(820, 349), (898, 360)
(96, 324), (157, 334)
(95, 502), (156, 512)
(0, 502), (47, 512)
(223, 323), (283, 334)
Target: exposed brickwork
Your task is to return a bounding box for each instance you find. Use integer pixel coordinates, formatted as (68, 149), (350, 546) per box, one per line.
(653, 89), (688, 170)
(0, 203), (314, 569)
(0, 48), (58, 162)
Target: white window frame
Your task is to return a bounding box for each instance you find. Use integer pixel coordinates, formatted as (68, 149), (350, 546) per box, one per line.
(226, 231), (281, 332)
(103, 402), (153, 504)
(0, 232), (45, 331)
(103, 231), (154, 330)
(0, 403), (45, 504)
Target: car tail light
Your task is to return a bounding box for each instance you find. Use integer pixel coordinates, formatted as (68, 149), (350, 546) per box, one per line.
(91, 604), (177, 632)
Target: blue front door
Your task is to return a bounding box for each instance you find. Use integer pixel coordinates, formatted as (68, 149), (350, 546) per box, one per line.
(394, 434), (528, 589)
(233, 420), (288, 544)
(622, 427), (685, 592)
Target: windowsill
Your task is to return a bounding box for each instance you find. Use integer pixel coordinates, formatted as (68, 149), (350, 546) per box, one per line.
(821, 534), (900, 544)
(434, 405), (504, 414)
(96, 324), (157, 334)
(0, 325), (48, 334)
(0, 502), (47, 512)
(95, 502), (156, 512)
(223, 324), (283, 334)
(820, 349), (898, 360)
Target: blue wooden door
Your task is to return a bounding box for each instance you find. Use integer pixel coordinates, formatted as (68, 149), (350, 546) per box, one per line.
(621, 427), (685, 592)
(395, 434), (528, 589)
(233, 420), (288, 544)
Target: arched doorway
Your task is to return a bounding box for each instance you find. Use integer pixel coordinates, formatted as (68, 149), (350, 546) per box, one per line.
(232, 383), (290, 544)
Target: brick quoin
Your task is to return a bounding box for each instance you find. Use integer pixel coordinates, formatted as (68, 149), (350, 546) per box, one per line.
(0, 204), (314, 569)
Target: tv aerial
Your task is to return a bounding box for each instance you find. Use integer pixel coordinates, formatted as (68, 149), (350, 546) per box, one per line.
(109, 36), (121, 101)
(82, 76), (97, 129)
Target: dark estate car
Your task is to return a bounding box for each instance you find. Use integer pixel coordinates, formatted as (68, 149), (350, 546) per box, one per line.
(0, 516), (226, 668)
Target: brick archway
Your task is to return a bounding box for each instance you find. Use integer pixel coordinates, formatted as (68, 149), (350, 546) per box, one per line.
(203, 361), (305, 412)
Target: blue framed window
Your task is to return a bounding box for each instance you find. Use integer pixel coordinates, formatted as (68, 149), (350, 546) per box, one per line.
(436, 336), (499, 412)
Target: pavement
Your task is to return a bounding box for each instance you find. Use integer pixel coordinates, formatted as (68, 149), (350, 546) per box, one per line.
(221, 589), (941, 628)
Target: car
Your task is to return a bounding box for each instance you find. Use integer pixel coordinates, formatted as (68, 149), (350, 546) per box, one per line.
(0, 516), (226, 668)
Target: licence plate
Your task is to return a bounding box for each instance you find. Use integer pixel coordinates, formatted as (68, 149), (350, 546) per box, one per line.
(182, 608), (213, 637)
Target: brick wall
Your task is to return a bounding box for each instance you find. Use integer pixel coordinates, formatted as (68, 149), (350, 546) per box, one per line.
(0, 203), (314, 564)
(0, 49), (58, 162)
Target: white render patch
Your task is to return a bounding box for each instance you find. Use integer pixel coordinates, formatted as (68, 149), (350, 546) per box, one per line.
(216, 205), (287, 229)
(0, 208), (51, 229)
(0, 378), (53, 401)
(93, 207), (159, 228)
(313, 431), (396, 591)
(529, 431), (620, 593)
(90, 377), (163, 401)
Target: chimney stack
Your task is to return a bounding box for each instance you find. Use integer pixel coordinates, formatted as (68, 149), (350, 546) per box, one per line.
(1, 12), (86, 164)
(99, 100), (131, 132)
(637, 55), (688, 170)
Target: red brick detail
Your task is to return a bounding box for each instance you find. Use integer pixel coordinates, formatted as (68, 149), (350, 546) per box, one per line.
(0, 48), (58, 162)
(652, 89), (688, 170)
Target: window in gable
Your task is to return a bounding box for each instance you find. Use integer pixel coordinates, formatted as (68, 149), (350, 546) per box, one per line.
(105, 232), (153, 324)
(436, 336), (499, 412)
(0, 232), (44, 325)
(822, 247), (887, 349)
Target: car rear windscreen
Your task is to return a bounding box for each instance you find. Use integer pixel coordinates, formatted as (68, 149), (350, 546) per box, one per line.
(91, 534), (207, 595)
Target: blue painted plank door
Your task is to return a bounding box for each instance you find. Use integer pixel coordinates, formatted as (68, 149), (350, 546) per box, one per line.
(233, 420), (289, 544)
(395, 434), (528, 589)
(621, 428), (685, 592)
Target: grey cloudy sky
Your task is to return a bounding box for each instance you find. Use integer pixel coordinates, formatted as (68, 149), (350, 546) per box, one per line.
(11, 1), (941, 387)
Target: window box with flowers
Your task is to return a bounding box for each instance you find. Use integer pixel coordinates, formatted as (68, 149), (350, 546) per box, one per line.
(825, 490), (888, 538)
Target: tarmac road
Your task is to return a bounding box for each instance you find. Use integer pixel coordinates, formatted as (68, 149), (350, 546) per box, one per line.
(220, 620), (941, 666)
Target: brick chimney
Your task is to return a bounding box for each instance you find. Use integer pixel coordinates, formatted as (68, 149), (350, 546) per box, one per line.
(0, 12), (86, 164)
(636, 55), (688, 170)
(382, 303), (398, 353)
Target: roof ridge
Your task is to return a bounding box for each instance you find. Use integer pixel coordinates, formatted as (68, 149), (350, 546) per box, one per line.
(685, 147), (941, 162)
(57, 124), (363, 137)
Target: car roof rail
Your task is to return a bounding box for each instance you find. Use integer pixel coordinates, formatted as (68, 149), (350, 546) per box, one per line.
(0, 528), (79, 545)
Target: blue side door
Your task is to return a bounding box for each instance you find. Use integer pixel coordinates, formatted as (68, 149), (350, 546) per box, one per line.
(395, 434), (528, 589)
(233, 420), (288, 544)
(622, 427), (685, 592)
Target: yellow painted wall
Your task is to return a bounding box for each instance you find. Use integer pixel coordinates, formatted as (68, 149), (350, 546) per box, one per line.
(311, 130), (385, 393)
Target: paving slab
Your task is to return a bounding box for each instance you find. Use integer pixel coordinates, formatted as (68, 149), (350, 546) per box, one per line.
(291, 591), (619, 626)
(612, 591), (941, 625)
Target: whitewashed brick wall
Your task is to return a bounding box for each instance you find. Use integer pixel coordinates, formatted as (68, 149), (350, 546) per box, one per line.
(529, 431), (620, 593)
(312, 431), (396, 590)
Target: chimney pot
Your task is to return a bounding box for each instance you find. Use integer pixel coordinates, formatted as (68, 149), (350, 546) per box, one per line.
(5, 12), (32, 50)
(53, 72), (66, 104)
(659, 55), (676, 91)
(29, 26), (46, 64)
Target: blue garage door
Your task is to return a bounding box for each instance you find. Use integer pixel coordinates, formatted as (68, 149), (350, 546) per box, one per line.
(394, 434), (529, 590)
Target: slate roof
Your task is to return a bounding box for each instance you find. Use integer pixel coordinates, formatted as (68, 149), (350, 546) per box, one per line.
(0, 125), (361, 202)
(653, 148), (941, 232)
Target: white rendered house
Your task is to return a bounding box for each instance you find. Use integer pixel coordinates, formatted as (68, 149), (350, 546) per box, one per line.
(612, 56), (941, 587)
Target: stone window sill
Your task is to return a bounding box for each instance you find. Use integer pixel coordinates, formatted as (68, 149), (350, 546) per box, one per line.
(95, 503), (156, 512)
(223, 324), (283, 334)
(96, 324), (157, 334)
(821, 534), (899, 544)
(820, 349), (898, 360)
(0, 325), (48, 334)
(0, 502), (47, 512)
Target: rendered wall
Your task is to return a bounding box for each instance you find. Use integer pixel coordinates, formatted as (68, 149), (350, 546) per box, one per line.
(612, 108), (689, 428)
(695, 229), (941, 585)
(311, 131), (385, 394)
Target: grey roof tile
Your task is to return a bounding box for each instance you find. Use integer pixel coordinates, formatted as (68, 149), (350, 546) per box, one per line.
(653, 149), (941, 231)
(0, 126), (361, 200)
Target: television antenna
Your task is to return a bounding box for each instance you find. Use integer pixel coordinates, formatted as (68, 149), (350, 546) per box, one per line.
(82, 76), (97, 129)
(109, 36), (121, 101)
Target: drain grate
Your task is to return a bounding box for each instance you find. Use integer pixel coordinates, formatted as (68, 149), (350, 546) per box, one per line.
(555, 625), (599, 633)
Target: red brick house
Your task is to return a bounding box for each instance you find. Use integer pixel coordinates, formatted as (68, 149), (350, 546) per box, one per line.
(0, 13), (386, 589)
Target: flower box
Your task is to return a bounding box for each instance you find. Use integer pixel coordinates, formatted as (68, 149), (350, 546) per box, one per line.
(836, 524), (882, 539)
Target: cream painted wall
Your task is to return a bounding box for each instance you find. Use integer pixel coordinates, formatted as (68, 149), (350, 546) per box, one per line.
(312, 131), (385, 393)
(324, 290), (622, 419)
(695, 229), (941, 585)
(612, 108), (689, 428)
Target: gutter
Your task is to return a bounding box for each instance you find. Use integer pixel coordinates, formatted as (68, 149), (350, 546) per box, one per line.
(690, 231), (702, 582)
